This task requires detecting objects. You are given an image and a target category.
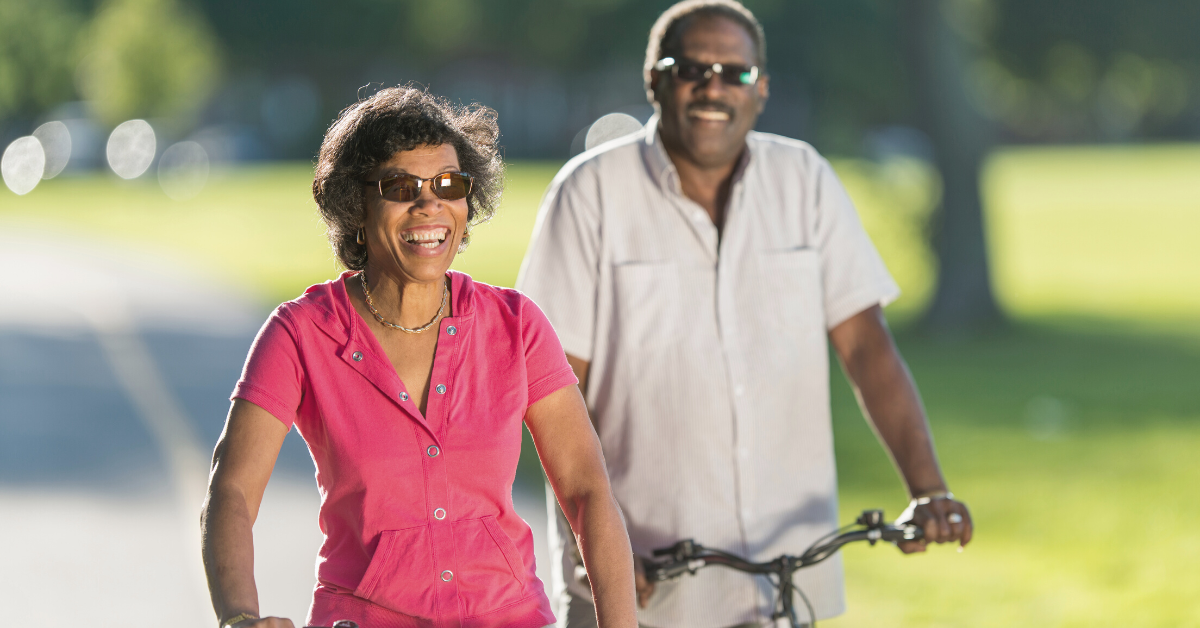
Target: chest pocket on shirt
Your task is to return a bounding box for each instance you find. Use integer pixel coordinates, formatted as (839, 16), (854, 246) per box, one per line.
(760, 248), (825, 344)
(612, 261), (682, 351)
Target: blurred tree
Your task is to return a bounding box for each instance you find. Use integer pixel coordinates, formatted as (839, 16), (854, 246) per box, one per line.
(985, 0), (1200, 141)
(904, 0), (1001, 332)
(0, 0), (84, 122)
(77, 0), (220, 128)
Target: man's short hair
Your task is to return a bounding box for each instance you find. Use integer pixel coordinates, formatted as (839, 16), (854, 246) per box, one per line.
(643, 0), (767, 91)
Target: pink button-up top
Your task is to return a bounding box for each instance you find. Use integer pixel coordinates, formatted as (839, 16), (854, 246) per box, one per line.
(232, 271), (576, 628)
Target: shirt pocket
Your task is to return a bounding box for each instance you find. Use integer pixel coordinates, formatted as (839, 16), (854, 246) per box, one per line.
(760, 247), (825, 342)
(612, 260), (681, 351)
(353, 524), (438, 620)
(452, 515), (528, 618)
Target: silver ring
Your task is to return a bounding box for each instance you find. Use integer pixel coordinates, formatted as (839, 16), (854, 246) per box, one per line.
(947, 513), (963, 525)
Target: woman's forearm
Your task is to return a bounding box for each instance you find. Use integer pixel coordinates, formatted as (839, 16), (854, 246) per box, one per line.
(527, 385), (638, 626)
(202, 485), (261, 623)
(566, 489), (638, 628)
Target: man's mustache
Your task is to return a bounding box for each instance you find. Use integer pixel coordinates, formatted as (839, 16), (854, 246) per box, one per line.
(687, 101), (734, 116)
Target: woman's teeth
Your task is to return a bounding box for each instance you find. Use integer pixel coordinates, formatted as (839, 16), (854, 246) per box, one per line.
(402, 229), (449, 249)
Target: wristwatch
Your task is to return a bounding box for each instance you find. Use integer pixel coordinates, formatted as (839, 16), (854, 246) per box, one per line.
(912, 491), (954, 505)
(221, 612), (259, 628)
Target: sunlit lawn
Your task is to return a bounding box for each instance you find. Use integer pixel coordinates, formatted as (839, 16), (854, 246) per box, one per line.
(3, 147), (1199, 626)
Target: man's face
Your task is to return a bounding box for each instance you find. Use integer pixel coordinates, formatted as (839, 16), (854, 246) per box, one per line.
(651, 15), (769, 169)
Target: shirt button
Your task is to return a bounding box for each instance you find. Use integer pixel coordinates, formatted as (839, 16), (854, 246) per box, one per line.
(446, 325), (457, 335)
(734, 385), (745, 396)
(434, 507), (446, 520)
(426, 445), (440, 457)
(352, 351), (363, 361)
(399, 392), (409, 401)
(435, 384), (446, 394)
(440, 570), (454, 582)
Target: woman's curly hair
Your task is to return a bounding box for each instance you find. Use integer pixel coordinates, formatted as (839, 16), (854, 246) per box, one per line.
(313, 85), (504, 270)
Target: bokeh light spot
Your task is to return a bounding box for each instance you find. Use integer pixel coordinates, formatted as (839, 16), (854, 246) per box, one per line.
(158, 141), (210, 201)
(585, 113), (643, 151)
(106, 119), (157, 179)
(2, 136), (47, 196)
(33, 121), (73, 179)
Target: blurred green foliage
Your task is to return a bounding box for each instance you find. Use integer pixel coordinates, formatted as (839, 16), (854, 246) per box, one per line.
(0, 0), (84, 120)
(3, 0), (1200, 148)
(77, 0), (221, 127)
(190, 0), (1200, 149)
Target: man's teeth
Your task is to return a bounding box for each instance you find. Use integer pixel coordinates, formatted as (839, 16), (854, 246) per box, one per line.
(692, 110), (730, 121)
(402, 229), (449, 248)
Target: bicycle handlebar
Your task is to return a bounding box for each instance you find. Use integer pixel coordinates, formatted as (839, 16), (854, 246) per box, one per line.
(644, 509), (922, 583)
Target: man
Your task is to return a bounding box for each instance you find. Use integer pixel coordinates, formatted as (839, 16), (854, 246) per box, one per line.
(517, 1), (973, 626)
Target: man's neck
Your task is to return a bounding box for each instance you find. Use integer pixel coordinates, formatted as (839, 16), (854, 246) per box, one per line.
(663, 144), (745, 232)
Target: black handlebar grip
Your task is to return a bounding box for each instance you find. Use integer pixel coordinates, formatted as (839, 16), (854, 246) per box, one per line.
(881, 525), (924, 542)
(652, 538), (697, 558)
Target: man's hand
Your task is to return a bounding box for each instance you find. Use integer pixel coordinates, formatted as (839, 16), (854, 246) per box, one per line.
(633, 554), (656, 608)
(897, 498), (973, 554)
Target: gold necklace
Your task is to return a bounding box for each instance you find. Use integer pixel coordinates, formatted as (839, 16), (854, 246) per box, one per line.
(360, 271), (447, 333)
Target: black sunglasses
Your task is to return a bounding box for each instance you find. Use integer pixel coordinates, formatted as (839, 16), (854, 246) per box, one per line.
(363, 172), (474, 203)
(654, 57), (760, 86)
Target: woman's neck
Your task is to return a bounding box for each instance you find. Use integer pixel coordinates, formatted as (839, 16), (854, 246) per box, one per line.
(361, 266), (450, 329)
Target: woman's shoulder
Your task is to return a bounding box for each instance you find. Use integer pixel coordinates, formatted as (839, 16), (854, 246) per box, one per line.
(453, 272), (535, 321)
(269, 272), (354, 333)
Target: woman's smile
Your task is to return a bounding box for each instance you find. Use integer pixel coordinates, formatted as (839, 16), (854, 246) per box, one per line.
(399, 225), (452, 253)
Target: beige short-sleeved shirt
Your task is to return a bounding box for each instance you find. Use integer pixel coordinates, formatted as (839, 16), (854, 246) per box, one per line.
(517, 116), (900, 628)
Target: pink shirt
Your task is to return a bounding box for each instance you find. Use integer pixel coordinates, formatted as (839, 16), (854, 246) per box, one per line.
(232, 270), (576, 628)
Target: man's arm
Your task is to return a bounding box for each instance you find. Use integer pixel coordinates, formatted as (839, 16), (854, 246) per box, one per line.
(828, 305), (973, 551)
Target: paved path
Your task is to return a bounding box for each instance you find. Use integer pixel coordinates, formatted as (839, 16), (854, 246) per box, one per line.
(0, 225), (551, 627)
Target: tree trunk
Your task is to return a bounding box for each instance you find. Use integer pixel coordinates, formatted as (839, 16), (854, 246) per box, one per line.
(903, 0), (1002, 333)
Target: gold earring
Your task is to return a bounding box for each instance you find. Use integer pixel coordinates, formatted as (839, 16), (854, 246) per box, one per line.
(356, 228), (365, 245)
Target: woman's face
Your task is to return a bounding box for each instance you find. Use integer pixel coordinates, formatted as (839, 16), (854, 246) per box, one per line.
(362, 143), (469, 285)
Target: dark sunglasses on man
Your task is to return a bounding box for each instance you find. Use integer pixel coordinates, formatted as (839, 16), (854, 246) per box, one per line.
(654, 57), (760, 86)
(364, 172), (474, 203)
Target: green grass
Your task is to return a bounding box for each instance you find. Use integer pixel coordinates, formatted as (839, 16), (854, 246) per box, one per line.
(3, 148), (1199, 625)
(826, 325), (1200, 627)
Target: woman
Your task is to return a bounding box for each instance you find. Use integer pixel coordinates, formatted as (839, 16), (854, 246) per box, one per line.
(201, 87), (637, 628)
